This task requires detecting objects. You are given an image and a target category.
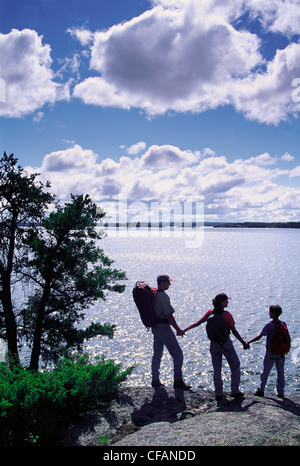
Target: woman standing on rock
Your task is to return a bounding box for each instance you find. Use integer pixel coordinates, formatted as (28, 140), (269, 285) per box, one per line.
(184, 293), (250, 400)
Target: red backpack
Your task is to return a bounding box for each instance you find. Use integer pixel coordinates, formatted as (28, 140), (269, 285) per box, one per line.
(269, 321), (291, 355)
(132, 281), (159, 330)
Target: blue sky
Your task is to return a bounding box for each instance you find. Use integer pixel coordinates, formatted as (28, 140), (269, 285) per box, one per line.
(0, 0), (300, 222)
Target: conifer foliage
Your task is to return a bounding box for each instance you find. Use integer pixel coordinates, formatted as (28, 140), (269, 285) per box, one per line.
(0, 152), (126, 369)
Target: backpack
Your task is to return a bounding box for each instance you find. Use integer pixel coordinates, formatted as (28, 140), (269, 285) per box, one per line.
(269, 321), (291, 355)
(132, 281), (159, 330)
(206, 310), (228, 346)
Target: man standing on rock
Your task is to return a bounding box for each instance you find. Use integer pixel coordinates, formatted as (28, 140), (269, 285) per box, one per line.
(151, 274), (191, 390)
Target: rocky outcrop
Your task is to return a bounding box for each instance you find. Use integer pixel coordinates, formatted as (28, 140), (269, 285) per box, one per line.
(62, 387), (300, 447)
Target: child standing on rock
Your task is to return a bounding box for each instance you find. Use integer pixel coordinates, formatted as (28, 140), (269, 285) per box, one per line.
(247, 304), (291, 399)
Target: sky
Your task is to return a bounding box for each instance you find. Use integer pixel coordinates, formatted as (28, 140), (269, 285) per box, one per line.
(0, 0), (300, 222)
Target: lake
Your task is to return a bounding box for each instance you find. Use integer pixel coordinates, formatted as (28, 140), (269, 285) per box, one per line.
(85, 227), (300, 395)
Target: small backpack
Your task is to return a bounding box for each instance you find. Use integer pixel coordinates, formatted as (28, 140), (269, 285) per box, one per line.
(132, 281), (159, 330)
(206, 310), (228, 346)
(269, 321), (291, 355)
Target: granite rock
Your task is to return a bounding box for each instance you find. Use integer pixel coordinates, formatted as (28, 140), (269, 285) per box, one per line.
(62, 386), (300, 447)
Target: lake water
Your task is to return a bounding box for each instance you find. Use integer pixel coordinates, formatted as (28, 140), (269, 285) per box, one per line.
(85, 227), (300, 395)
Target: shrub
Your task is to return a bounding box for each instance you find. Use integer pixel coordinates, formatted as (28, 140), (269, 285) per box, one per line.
(0, 355), (133, 446)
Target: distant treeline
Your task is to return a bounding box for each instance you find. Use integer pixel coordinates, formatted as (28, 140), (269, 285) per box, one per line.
(213, 222), (300, 229)
(102, 221), (300, 229)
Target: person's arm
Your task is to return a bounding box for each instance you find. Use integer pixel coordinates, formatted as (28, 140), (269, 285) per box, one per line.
(247, 333), (263, 345)
(184, 316), (207, 332)
(166, 313), (185, 335)
(184, 311), (212, 333)
(231, 325), (250, 349)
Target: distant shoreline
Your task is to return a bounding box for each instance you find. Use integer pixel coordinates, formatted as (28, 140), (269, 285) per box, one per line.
(212, 221), (300, 229)
(101, 221), (300, 229)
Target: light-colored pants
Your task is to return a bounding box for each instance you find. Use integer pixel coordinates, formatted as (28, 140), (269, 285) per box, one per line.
(151, 323), (183, 381)
(210, 338), (241, 396)
(258, 349), (285, 394)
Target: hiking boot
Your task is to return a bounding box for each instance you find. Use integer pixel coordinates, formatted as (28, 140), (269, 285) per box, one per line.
(151, 379), (165, 388)
(254, 389), (264, 397)
(215, 394), (225, 401)
(173, 379), (191, 390)
(231, 391), (244, 399)
(277, 393), (284, 399)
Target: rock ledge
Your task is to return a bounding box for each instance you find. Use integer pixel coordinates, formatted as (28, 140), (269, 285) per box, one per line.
(63, 387), (300, 447)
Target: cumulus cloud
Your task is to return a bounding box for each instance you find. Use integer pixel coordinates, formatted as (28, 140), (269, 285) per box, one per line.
(41, 144), (98, 172)
(26, 143), (300, 222)
(245, 153), (276, 166)
(139, 145), (201, 169)
(281, 152), (294, 162)
(246, 0), (300, 36)
(67, 27), (94, 46)
(231, 43), (300, 124)
(290, 166), (300, 177)
(125, 141), (147, 155)
(2, 1), (299, 124)
(0, 29), (69, 118)
(72, 0), (300, 124)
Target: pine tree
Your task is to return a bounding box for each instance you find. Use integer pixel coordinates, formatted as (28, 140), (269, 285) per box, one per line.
(20, 194), (126, 370)
(0, 153), (126, 370)
(0, 152), (53, 365)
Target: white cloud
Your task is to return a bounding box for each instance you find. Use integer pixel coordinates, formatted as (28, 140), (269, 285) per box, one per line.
(72, 0), (300, 124)
(231, 43), (300, 124)
(139, 145), (201, 169)
(247, 0), (300, 36)
(245, 153), (276, 166)
(26, 143), (300, 222)
(33, 111), (44, 124)
(0, 29), (69, 118)
(40, 144), (98, 172)
(225, 181), (300, 221)
(67, 27), (94, 46)
(73, 77), (132, 110)
(73, 0), (263, 117)
(126, 141), (147, 155)
(281, 152), (294, 162)
(290, 166), (300, 177)
(2, 2), (299, 124)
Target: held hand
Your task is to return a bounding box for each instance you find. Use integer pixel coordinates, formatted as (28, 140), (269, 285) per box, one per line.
(177, 329), (185, 337)
(182, 326), (194, 333)
(243, 342), (250, 350)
